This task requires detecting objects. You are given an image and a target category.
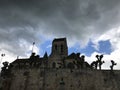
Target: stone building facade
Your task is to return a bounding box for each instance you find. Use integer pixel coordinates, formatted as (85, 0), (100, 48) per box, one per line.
(0, 37), (120, 90)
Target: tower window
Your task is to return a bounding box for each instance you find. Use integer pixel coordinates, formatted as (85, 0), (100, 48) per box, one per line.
(61, 44), (63, 53)
(55, 45), (57, 50)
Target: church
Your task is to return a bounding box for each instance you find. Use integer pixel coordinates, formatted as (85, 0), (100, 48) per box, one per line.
(0, 38), (120, 90)
(10, 37), (91, 70)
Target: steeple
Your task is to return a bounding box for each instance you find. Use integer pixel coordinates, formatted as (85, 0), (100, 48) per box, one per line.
(43, 52), (48, 59)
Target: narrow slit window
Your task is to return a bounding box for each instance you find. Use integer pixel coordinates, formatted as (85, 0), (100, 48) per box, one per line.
(61, 44), (63, 53)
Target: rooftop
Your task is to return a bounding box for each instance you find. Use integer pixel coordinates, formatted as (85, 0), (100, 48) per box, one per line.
(53, 38), (66, 42)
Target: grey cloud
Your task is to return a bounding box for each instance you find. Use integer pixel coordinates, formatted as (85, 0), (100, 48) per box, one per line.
(0, 0), (120, 57)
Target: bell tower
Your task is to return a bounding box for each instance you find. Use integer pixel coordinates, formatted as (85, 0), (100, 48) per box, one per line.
(50, 38), (68, 59)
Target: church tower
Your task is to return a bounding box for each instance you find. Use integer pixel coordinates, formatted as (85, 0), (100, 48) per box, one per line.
(50, 38), (68, 59)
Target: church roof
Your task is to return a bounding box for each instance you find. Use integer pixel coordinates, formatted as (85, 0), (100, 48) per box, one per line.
(11, 57), (43, 64)
(67, 53), (77, 59)
(12, 59), (30, 64)
(53, 38), (66, 42)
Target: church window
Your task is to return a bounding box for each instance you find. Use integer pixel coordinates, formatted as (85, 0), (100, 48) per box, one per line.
(55, 45), (57, 50)
(61, 44), (63, 53)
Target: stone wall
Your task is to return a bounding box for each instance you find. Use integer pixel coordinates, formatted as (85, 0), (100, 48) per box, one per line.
(44, 69), (120, 90)
(0, 68), (120, 90)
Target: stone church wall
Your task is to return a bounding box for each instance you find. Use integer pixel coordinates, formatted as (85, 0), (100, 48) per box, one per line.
(1, 68), (120, 90)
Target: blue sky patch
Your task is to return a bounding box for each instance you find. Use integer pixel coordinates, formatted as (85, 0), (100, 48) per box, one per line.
(79, 41), (97, 56)
(68, 40), (97, 57)
(97, 40), (112, 54)
(39, 40), (52, 56)
(39, 39), (112, 57)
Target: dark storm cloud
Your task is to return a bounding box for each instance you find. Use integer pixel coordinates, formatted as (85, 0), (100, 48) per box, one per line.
(0, 0), (120, 56)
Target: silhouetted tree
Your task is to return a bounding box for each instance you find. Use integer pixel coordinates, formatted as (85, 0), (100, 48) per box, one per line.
(110, 60), (117, 71)
(1, 61), (9, 77)
(95, 54), (105, 70)
(91, 61), (98, 69)
(3, 61), (9, 68)
(96, 55), (99, 60)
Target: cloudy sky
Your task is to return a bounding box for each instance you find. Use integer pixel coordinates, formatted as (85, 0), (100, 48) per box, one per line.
(0, 0), (120, 69)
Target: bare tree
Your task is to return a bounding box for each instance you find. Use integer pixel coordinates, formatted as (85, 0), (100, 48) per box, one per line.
(110, 60), (117, 71)
(91, 61), (98, 69)
(95, 54), (105, 70)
